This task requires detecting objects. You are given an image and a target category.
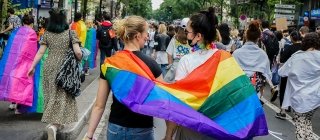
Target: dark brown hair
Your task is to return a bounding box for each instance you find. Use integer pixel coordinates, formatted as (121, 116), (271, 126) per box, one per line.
(302, 32), (320, 51)
(246, 20), (261, 42)
(189, 7), (217, 45)
(175, 26), (187, 44)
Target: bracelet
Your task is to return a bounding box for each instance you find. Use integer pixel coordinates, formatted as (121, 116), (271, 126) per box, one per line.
(86, 135), (93, 140)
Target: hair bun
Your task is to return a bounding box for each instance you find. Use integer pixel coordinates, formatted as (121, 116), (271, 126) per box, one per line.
(248, 20), (260, 32)
(208, 7), (215, 15)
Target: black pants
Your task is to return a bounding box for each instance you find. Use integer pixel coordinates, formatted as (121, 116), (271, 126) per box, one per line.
(279, 77), (287, 106)
(100, 48), (113, 65)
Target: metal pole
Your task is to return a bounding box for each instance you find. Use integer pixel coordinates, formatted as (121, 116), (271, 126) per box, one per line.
(220, 0), (223, 22)
(74, 0), (78, 16)
(99, 0), (102, 16)
(111, 0), (113, 18)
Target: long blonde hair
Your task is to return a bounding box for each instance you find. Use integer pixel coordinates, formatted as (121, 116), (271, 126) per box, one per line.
(158, 24), (167, 34)
(113, 16), (147, 43)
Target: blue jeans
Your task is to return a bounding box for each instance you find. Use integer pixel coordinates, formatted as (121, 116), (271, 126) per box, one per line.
(159, 64), (168, 76)
(107, 123), (154, 140)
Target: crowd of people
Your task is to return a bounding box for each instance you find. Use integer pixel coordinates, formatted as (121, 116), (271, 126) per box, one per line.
(0, 6), (319, 140)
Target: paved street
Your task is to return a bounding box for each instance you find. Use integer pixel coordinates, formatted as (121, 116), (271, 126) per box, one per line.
(0, 66), (100, 140)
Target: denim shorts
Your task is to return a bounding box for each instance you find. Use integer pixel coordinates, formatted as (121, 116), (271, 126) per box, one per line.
(107, 122), (154, 140)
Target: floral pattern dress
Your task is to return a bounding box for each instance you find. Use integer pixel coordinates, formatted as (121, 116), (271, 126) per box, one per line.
(39, 30), (80, 124)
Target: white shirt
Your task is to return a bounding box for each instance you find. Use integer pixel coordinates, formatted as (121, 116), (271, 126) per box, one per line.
(175, 49), (218, 80)
(166, 38), (191, 60)
(148, 30), (155, 48)
(279, 50), (320, 113)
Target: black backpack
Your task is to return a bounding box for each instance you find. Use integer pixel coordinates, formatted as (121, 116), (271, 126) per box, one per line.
(262, 31), (279, 61)
(98, 26), (113, 49)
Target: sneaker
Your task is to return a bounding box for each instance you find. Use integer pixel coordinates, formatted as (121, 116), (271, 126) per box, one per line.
(47, 125), (57, 140)
(85, 71), (90, 76)
(14, 109), (22, 115)
(8, 103), (17, 110)
(270, 88), (278, 102)
(275, 112), (286, 120)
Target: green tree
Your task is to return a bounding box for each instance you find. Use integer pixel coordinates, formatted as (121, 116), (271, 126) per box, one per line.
(119, 0), (152, 18)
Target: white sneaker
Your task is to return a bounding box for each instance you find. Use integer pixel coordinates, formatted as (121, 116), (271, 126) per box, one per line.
(47, 125), (57, 140)
(8, 103), (16, 110)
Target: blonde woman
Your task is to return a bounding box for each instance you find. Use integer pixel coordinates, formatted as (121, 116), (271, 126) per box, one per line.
(153, 24), (171, 75)
(85, 16), (163, 140)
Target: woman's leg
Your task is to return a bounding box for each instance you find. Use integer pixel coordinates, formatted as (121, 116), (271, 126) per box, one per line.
(293, 109), (316, 140)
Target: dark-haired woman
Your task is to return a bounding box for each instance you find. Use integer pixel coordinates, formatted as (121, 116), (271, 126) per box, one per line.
(279, 32), (320, 140)
(216, 23), (236, 52)
(168, 7), (218, 140)
(233, 20), (277, 104)
(275, 31), (302, 120)
(28, 8), (82, 140)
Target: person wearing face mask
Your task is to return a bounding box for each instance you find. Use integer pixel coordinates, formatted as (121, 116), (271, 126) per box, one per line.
(163, 7), (268, 140)
(85, 16), (163, 140)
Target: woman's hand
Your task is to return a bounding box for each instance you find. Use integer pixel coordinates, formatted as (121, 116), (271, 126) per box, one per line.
(27, 67), (35, 77)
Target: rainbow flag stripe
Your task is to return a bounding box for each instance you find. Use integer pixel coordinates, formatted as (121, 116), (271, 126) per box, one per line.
(19, 48), (46, 113)
(84, 28), (97, 69)
(101, 50), (268, 139)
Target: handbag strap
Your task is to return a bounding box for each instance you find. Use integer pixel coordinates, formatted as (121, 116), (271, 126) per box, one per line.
(69, 30), (74, 50)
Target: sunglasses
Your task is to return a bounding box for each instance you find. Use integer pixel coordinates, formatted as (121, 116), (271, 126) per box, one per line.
(184, 29), (194, 35)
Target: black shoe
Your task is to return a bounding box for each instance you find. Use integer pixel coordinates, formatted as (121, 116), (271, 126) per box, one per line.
(270, 88), (278, 102)
(285, 107), (291, 113)
(275, 112), (286, 120)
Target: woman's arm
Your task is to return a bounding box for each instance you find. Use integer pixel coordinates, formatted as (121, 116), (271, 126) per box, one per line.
(28, 45), (47, 76)
(85, 78), (110, 140)
(72, 42), (82, 60)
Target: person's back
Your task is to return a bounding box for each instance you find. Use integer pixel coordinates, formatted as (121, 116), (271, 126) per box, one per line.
(8, 15), (21, 30)
(96, 14), (117, 64)
(27, 9), (83, 139)
(280, 31), (302, 63)
(155, 33), (170, 51)
(261, 20), (279, 64)
(71, 13), (87, 46)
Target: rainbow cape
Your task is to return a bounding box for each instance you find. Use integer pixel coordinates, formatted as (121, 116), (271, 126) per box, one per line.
(0, 26), (38, 106)
(71, 21), (87, 47)
(19, 48), (46, 113)
(84, 28), (97, 69)
(101, 50), (268, 139)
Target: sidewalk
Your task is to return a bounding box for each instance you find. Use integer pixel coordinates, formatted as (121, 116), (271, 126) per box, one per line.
(0, 66), (100, 140)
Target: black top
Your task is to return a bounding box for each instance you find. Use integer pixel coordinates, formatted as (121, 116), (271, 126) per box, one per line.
(280, 43), (302, 63)
(100, 51), (162, 128)
(154, 34), (171, 51)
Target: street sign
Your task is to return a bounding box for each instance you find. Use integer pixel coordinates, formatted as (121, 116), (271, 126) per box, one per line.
(275, 14), (295, 20)
(240, 15), (247, 21)
(275, 9), (295, 14)
(237, 0), (250, 4)
(275, 4), (296, 9)
(276, 17), (288, 31)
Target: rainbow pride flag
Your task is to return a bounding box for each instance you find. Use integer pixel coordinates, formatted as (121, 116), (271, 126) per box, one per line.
(19, 48), (46, 113)
(84, 28), (97, 69)
(101, 50), (268, 139)
(0, 26), (38, 106)
(71, 21), (87, 47)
